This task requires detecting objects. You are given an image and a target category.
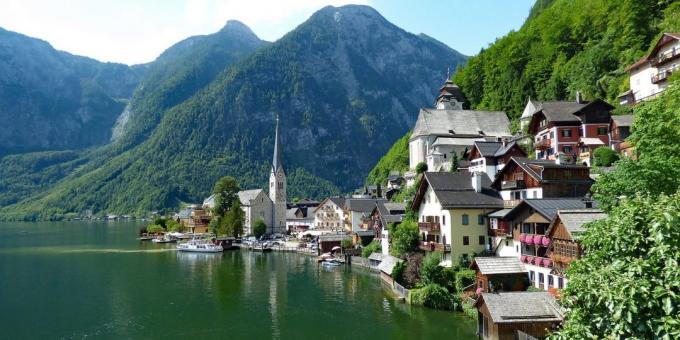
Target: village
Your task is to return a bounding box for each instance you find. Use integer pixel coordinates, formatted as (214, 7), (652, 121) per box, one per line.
(139, 32), (678, 340)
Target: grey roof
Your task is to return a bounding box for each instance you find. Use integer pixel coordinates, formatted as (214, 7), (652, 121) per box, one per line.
(345, 198), (386, 213)
(238, 189), (264, 206)
(472, 257), (526, 275)
(202, 194), (216, 208)
(474, 141), (503, 157)
(520, 99), (540, 120)
(555, 209), (607, 234)
(272, 115), (283, 172)
(354, 230), (375, 237)
(480, 292), (563, 324)
(411, 108), (511, 140)
(493, 157), (592, 186)
(318, 234), (352, 242)
(487, 208), (513, 218)
(328, 196), (346, 208)
(286, 208), (298, 219)
(368, 252), (385, 262)
(377, 255), (402, 275)
(611, 114), (634, 127)
(508, 198), (597, 221)
(383, 202), (406, 213)
(418, 172), (504, 209)
(178, 208), (192, 219)
(537, 101), (587, 123)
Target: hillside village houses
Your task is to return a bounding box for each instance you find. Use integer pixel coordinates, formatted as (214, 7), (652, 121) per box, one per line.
(620, 32), (680, 105)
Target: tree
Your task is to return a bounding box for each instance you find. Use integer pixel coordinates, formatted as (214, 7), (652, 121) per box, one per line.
(220, 199), (244, 237)
(421, 252), (445, 285)
(390, 221), (420, 256)
(449, 151), (460, 172)
(552, 194), (680, 339)
(212, 176), (240, 218)
(415, 162), (428, 174)
(592, 147), (619, 167)
(253, 218), (267, 239)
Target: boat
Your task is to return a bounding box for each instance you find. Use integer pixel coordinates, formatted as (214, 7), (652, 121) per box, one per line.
(138, 235), (153, 241)
(321, 260), (342, 267)
(252, 242), (273, 252)
(177, 239), (223, 253)
(152, 235), (177, 243)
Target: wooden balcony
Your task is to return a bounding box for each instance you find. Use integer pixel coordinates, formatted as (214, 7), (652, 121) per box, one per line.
(652, 69), (673, 84)
(418, 222), (440, 232)
(501, 180), (526, 190)
(652, 49), (680, 66)
(419, 242), (451, 252)
(489, 228), (510, 237)
(534, 139), (551, 150)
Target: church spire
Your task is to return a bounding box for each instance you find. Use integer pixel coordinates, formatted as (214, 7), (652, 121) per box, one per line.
(272, 113), (283, 173)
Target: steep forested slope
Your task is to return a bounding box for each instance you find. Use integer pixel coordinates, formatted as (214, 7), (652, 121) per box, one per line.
(0, 5), (467, 219)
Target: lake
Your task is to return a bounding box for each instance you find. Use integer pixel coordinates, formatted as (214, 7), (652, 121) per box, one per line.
(0, 221), (476, 339)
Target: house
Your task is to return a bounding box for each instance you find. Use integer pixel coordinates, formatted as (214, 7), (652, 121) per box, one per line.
(576, 137), (606, 167)
(501, 198), (597, 290)
(622, 33), (680, 104)
(526, 97), (613, 162)
(467, 140), (527, 180)
(491, 157), (593, 203)
(368, 252), (385, 270)
(238, 189), (273, 236)
(386, 171), (405, 190)
(287, 198), (320, 209)
(546, 209), (607, 290)
(368, 201), (405, 255)
(377, 254), (403, 286)
(487, 208), (515, 257)
(609, 115), (634, 157)
(519, 98), (540, 131)
(471, 257), (529, 294)
(176, 205), (211, 234)
(202, 194), (216, 212)
(406, 80), (512, 183)
(313, 196), (347, 231)
(475, 292), (563, 340)
(318, 233), (352, 254)
(412, 172), (504, 266)
(344, 198), (386, 232)
(352, 185), (382, 198)
(285, 207), (315, 234)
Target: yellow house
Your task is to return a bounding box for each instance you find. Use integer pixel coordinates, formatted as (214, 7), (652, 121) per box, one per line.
(412, 172), (504, 266)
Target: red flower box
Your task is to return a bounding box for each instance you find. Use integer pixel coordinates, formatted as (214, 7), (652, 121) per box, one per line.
(526, 256), (534, 264)
(533, 234), (543, 245)
(542, 237), (552, 247)
(520, 255), (527, 263)
(542, 258), (552, 267)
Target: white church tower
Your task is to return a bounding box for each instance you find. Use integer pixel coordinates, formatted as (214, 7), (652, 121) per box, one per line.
(269, 114), (286, 235)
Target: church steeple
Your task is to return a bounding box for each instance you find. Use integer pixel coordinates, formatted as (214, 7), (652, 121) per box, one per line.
(272, 113), (283, 173)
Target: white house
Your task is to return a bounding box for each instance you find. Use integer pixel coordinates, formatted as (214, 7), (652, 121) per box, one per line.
(406, 80), (512, 184)
(344, 198), (386, 232)
(285, 207), (315, 234)
(313, 197), (346, 231)
(622, 33), (680, 104)
(466, 140), (527, 181)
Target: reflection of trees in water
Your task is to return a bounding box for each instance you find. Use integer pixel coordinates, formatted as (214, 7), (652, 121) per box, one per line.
(212, 251), (244, 310)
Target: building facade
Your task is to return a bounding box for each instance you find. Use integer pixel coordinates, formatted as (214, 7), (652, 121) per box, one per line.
(623, 33), (680, 104)
(238, 189), (273, 236)
(313, 197), (346, 231)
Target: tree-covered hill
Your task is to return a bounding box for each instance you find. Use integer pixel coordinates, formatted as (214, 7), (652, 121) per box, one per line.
(0, 5), (467, 219)
(454, 0), (680, 121)
(0, 27), (145, 155)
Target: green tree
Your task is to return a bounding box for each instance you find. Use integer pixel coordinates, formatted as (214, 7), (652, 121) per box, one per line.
(449, 151), (460, 172)
(390, 221), (420, 256)
(592, 146), (619, 167)
(253, 218), (267, 239)
(415, 162), (428, 174)
(212, 176), (240, 218)
(421, 252), (446, 285)
(552, 194), (680, 339)
(361, 240), (381, 257)
(220, 199), (244, 237)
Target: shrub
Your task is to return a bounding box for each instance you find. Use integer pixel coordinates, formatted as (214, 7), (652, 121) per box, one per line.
(415, 161), (428, 174)
(403, 252), (424, 288)
(390, 221), (420, 256)
(454, 269), (476, 293)
(592, 147), (619, 167)
(147, 224), (165, 234)
(253, 219), (267, 238)
(361, 240), (381, 257)
(341, 239), (353, 249)
(410, 284), (456, 311)
(392, 261), (406, 286)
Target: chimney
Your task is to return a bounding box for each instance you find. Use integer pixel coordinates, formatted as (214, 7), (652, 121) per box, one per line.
(576, 91), (582, 104)
(472, 172), (483, 193)
(501, 137), (507, 147)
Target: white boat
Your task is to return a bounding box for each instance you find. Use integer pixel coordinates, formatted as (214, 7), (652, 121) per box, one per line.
(177, 239), (223, 253)
(152, 235), (176, 243)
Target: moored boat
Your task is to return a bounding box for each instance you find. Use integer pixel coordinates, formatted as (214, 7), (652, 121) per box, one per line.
(152, 235), (177, 243)
(177, 239), (223, 253)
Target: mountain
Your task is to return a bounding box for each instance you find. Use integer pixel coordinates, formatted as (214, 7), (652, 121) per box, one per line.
(0, 5), (467, 220)
(366, 0), (680, 187)
(453, 0), (680, 121)
(0, 27), (144, 155)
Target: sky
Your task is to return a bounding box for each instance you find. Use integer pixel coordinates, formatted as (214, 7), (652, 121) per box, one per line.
(0, 0), (535, 65)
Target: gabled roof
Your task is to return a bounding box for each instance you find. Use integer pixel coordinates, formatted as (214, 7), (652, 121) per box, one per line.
(238, 189), (265, 206)
(471, 141), (525, 159)
(345, 198), (386, 213)
(375, 201), (405, 227)
(314, 196), (347, 213)
(368, 252), (385, 262)
(491, 157), (592, 188)
(505, 198), (596, 221)
(411, 108), (511, 140)
(202, 194), (216, 208)
(471, 257), (526, 275)
(377, 255), (402, 275)
(626, 33), (680, 71)
(477, 292), (563, 324)
(611, 114), (634, 127)
(549, 209), (607, 235)
(412, 172), (504, 210)
(487, 208), (512, 218)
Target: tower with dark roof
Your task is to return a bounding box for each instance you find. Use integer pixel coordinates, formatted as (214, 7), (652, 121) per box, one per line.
(269, 114), (287, 234)
(435, 79), (465, 110)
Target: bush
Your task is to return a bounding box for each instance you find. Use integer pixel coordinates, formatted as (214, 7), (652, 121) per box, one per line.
(392, 261), (406, 286)
(592, 147), (619, 167)
(341, 239), (353, 249)
(421, 252), (444, 285)
(390, 221), (420, 256)
(410, 284), (456, 311)
(454, 269), (476, 293)
(147, 224), (165, 234)
(415, 162), (428, 174)
(361, 240), (381, 257)
(403, 252), (424, 288)
(253, 219), (267, 238)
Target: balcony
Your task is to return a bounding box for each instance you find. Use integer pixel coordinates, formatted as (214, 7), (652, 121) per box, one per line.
(501, 180), (526, 190)
(419, 242), (451, 252)
(504, 199), (521, 208)
(651, 49), (680, 66)
(534, 139), (551, 150)
(652, 69), (673, 84)
(488, 228), (510, 237)
(418, 222), (440, 232)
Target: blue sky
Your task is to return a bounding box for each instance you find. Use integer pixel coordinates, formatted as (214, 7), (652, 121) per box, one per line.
(0, 0), (534, 65)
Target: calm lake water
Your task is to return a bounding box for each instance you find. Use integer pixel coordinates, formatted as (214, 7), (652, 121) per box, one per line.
(0, 221), (475, 339)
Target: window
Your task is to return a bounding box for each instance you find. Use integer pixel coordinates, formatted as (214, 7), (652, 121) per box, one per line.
(597, 127), (608, 135)
(462, 214), (469, 225)
(529, 271), (535, 283)
(477, 215), (485, 225)
(561, 129), (572, 137)
(532, 191), (537, 198)
(550, 131), (554, 139)
(558, 277), (564, 289)
(442, 215), (446, 226)
(563, 146), (572, 153)
(463, 236), (469, 245)
(548, 275), (554, 288)
(538, 273), (545, 288)
(479, 235), (485, 245)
